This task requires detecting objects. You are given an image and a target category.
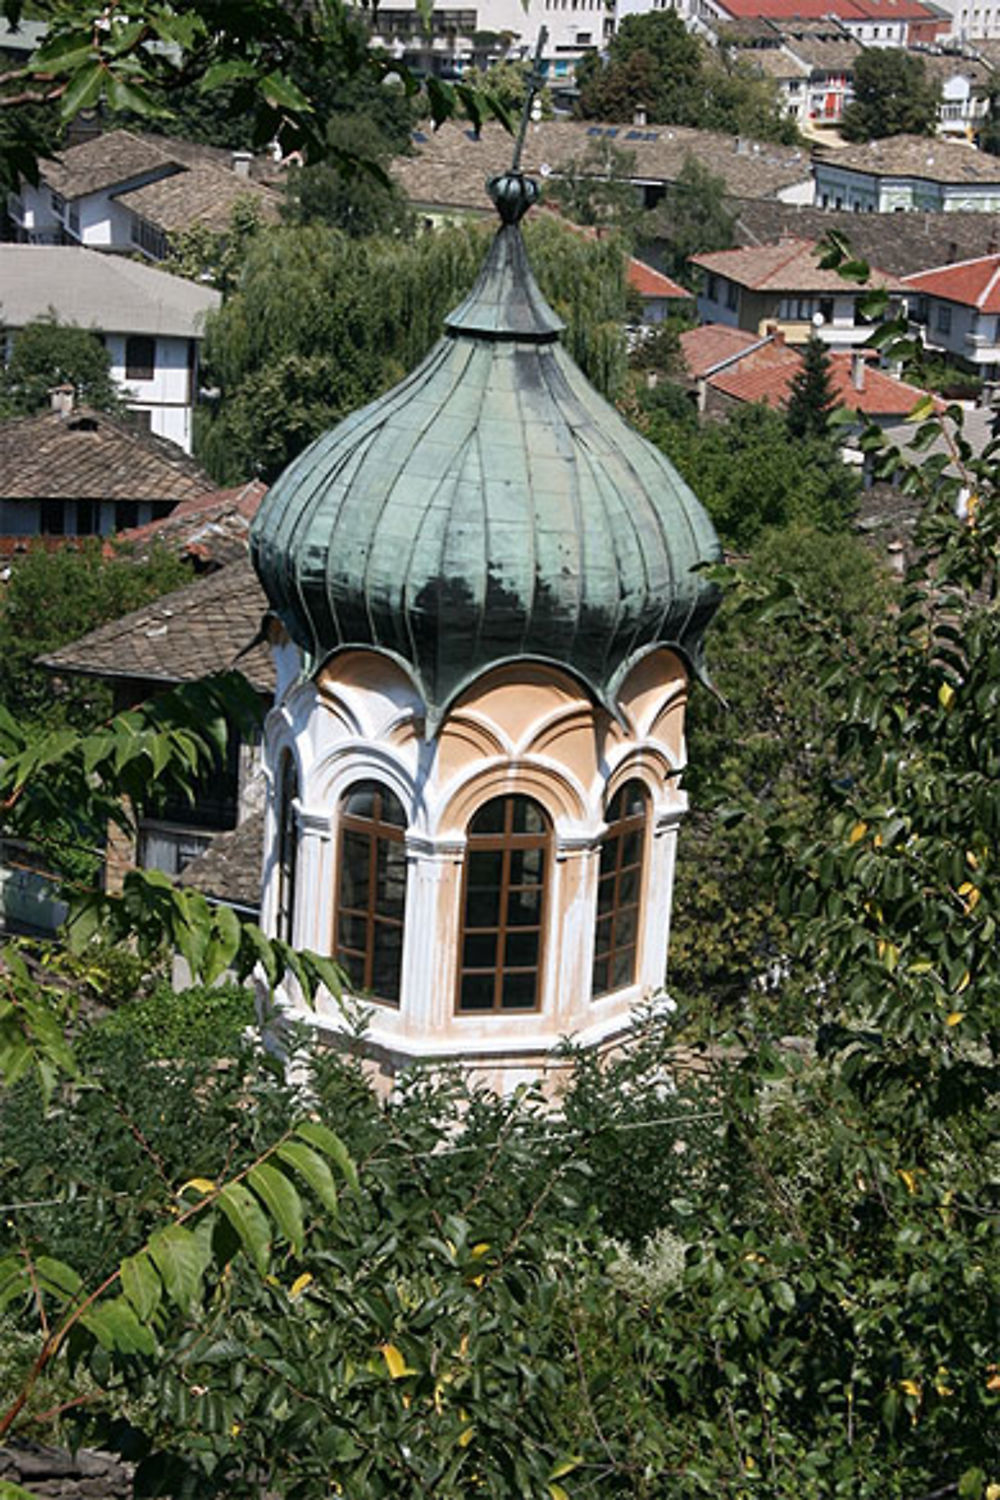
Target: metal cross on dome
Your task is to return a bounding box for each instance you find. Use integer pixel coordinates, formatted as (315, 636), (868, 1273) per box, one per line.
(510, 26), (549, 174)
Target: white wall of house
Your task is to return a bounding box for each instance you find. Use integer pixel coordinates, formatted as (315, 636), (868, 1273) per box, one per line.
(103, 332), (196, 451)
(10, 168), (177, 251)
(915, 295), (1000, 372)
(814, 160), (1000, 212)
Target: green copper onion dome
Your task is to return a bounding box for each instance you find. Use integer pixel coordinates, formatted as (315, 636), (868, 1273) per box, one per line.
(250, 171), (722, 734)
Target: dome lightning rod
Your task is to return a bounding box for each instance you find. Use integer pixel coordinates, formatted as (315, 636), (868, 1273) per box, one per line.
(510, 25), (548, 173)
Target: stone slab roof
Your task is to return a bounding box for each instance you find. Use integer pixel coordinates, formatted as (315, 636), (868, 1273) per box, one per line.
(690, 236), (903, 291)
(392, 121), (812, 213)
(0, 407), (214, 504)
(903, 252), (1000, 310)
(41, 129), (180, 199)
(0, 245), (220, 338)
(820, 135), (1000, 184)
(117, 479), (268, 568)
(40, 557), (274, 694)
(732, 199), (1000, 276)
(749, 48), (810, 79)
(177, 810), (263, 911)
(116, 165), (282, 235)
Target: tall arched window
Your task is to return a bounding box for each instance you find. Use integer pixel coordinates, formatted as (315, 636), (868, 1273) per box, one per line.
(334, 781), (407, 1005)
(593, 781), (647, 998)
(458, 796), (549, 1013)
(275, 750), (298, 945)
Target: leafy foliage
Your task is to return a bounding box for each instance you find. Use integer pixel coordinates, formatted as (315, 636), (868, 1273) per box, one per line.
(280, 116), (415, 239)
(652, 152), (736, 286)
(576, 11), (798, 144)
(841, 49), (940, 142)
(97, 979), (255, 1058)
(0, 317), (121, 418)
(785, 335), (837, 441)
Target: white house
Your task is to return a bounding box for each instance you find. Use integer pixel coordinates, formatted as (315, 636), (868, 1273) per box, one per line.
(0, 246), (220, 453)
(814, 134), (1000, 211)
(903, 252), (1000, 378)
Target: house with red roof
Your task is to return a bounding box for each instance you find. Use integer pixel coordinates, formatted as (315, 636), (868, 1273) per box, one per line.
(903, 254), (1000, 380)
(626, 259), (692, 324)
(701, 0), (946, 45)
(689, 238), (904, 349)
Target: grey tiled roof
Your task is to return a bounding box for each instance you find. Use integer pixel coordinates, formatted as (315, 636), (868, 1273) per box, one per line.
(392, 121), (812, 213)
(42, 130), (181, 199)
(177, 810), (264, 910)
(0, 245), (220, 337)
(116, 166), (282, 235)
(732, 200), (1000, 276)
(40, 557), (274, 694)
(821, 135), (1000, 184)
(0, 407), (214, 503)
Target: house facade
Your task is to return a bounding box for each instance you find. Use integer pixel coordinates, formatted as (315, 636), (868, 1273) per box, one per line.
(0, 245), (220, 452)
(700, 0), (947, 46)
(814, 135), (1000, 212)
(689, 237), (903, 347)
(903, 253), (1000, 378)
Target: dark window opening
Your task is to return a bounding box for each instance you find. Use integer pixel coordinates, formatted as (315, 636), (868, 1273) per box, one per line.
(40, 503), (65, 536)
(592, 781), (647, 998)
(276, 751), (298, 945)
(334, 781), (407, 1005)
(125, 335), (155, 381)
(458, 795), (549, 1014)
(76, 499), (99, 535)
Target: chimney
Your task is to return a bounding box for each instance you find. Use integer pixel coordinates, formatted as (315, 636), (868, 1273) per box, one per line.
(231, 150), (253, 179)
(887, 539), (905, 576)
(633, 105), (647, 126)
(49, 383), (74, 416)
(852, 350), (866, 391)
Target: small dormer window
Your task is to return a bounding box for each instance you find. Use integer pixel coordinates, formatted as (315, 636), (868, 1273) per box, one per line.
(125, 335), (156, 382)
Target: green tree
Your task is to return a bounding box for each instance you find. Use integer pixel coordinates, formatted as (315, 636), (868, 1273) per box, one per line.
(785, 334), (837, 440)
(160, 195), (267, 294)
(652, 151), (736, 285)
(0, 540), (190, 727)
(841, 48), (940, 142)
(546, 141), (644, 239)
(0, 317), (120, 416)
(471, 58), (554, 120)
(645, 400), (859, 549)
(196, 217), (630, 484)
(280, 116), (415, 239)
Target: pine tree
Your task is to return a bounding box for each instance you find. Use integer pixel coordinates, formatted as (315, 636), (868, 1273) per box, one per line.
(785, 335), (837, 441)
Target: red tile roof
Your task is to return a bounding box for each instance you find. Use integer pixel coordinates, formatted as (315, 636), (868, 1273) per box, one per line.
(902, 254), (1000, 312)
(690, 237), (903, 292)
(680, 323), (770, 376)
(627, 259), (690, 299)
(709, 345), (934, 417)
(714, 0), (938, 19)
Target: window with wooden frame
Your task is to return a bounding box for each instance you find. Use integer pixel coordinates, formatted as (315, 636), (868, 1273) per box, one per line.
(275, 751), (298, 945)
(334, 781), (407, 1005)
(125, 334), (155, 382)
(457, 796), (549, 1014)
(592, 781), (647, 998)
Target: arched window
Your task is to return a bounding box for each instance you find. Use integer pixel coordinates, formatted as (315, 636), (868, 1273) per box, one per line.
(275, 751), (298, 945)
(334, 781), (408, 1005)
(458, 796), (549, 1013)
(593, 781), (647, 998)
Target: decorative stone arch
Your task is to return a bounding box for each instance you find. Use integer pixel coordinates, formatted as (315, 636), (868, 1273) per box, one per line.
(306, 741), (422, 835)
(437, 757), (589, 844)
(604, 745), (683, 816)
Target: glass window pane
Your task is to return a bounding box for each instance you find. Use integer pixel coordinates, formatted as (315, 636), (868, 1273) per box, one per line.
(466, 885), (501, 927)
(379, 788), (407, 827)
(338, 913), (368, 952)
(376, 841), (407, 918)
(372, 926), (403, 1001)
(340, 949), (366, 991)
(623, 784), (646, 818)
(463, 932), (497, 969)
(621, 831), (642, 868)
(596, 874), (615, 915)
(339, 832), (370, 909)
(470, 799), (505, 834)
(468, 849), (503, 888)
(612, 948), (635, 991)
(460, 973), (495, 1011)
(505, 929), (538, 968)
(502, 971), (538, 1009)
(598, 839), (618, 878)
(616, 905), (638, 946)
(618, 866), (640, 906)
(343, 784), (376, 820)
(509, 847), (543, 886)
(511, 798), (546, 834)
(506, 886), (541, 925)
(595, 916), (612, 956)
(592, 957), (609, 996)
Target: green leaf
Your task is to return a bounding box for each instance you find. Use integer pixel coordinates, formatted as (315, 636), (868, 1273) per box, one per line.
(202, 904), (242, 987)
(34, 1256), (83, 1304)
(274, 1140), (338, 1216)
(907, 394), (936, 424)
(148, 1224), (210, 1311)
(248, 1162), (305, 1254)
(1, 1481), (42, 1500)
(239, 922), (278, 986)
(105, 73), (166, 116)
(295, 1121), (358, 1192)
(81, 1296), (156, 1356)
(217, 1182), (271, 1275)
(60, 61), (107, 121)
(121, 1251), (162, 1323)
(261, 71), (311, 111)
(0, 1257), (28, 1310)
